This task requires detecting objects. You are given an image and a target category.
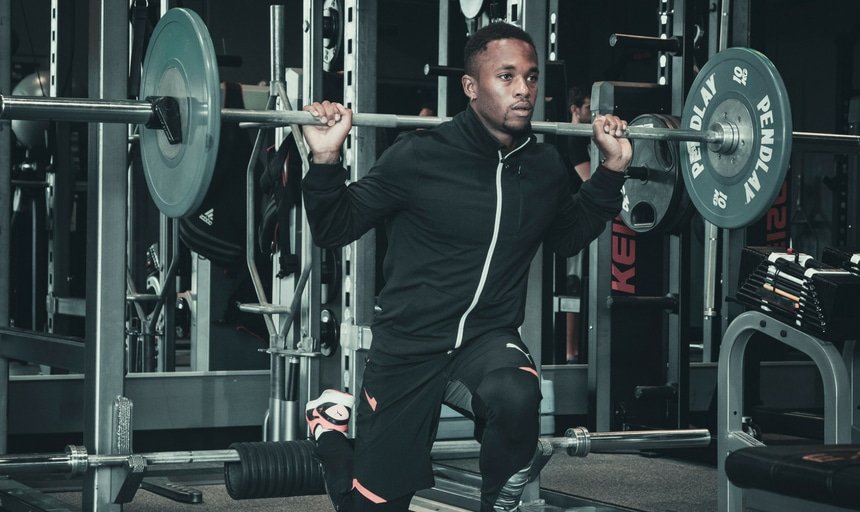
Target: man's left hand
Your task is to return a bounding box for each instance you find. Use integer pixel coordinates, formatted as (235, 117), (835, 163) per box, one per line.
(592, 115), (632, 173)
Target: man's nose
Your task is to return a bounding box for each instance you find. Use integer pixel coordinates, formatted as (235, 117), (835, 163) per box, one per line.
(513, 76), (531, 96)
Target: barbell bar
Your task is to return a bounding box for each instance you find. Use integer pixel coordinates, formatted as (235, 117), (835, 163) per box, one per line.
(1, 8), (858, 226)
(4, 95), (857, 149)
(0, 95), (726, 144)
(3, 95), (856, 149)
(0, 427), (710, 477)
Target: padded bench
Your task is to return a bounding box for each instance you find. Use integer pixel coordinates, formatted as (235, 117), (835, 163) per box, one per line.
(726, 445), (860, 511)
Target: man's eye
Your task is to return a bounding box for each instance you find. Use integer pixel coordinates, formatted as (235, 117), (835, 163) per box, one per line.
(527, 75), (539, 82)
(499, 73), (512, 80)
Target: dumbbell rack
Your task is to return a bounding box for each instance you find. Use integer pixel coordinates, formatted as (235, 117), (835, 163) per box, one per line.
(717, 310), (860, 511)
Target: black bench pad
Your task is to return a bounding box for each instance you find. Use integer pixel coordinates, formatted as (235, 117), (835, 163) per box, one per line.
(726, 445), (860, 509)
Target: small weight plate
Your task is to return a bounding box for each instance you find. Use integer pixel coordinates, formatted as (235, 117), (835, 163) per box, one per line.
(140, 8), (221, 218)
(459, 0), (486, 19)
(621, 114), (693, 235)
(322, 0), (344, 73)
(680, 47), (792, 229)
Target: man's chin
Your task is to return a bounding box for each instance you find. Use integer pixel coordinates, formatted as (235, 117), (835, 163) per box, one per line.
(505, 120), (531, 135)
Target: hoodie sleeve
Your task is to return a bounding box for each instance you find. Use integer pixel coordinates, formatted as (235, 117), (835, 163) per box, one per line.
(543, 165), (625, 257)
(302, 138), (412, 249)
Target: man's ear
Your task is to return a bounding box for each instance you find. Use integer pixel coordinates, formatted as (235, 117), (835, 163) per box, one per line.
(462, 74), (477, 101)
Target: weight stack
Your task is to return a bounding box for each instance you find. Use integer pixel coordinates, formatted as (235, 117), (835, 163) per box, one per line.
(737, 246), (860, 341)
(224, 440), (326, 499)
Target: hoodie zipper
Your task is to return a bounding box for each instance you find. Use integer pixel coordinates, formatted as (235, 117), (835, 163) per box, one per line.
(453, 137), (532, 349)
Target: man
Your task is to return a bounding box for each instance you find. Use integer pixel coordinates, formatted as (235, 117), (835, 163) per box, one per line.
(301, 22), (631, 512)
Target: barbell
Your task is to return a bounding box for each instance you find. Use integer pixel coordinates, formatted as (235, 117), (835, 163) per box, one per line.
(1, 8), (858, 225)
(0, 427), (710, 500)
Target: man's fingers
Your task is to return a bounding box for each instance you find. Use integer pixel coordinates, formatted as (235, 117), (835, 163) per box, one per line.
(594, 115), (628, 138)
(304, 101), (347, 126)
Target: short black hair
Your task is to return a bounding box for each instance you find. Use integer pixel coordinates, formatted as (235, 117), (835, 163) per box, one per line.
(463, 22), (538, 77)
(568, 85), (589, 108)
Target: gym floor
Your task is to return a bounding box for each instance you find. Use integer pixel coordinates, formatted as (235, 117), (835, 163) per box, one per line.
(29, 450), (718, 512)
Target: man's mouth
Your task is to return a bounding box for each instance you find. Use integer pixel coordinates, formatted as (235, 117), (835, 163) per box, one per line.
(511, 104), (533, 116)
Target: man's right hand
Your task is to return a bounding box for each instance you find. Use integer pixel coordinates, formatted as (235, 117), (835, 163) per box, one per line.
(302, 101), (352, 164)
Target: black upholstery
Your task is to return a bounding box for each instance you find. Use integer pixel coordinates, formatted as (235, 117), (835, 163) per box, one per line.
(726, 445), (860, 509)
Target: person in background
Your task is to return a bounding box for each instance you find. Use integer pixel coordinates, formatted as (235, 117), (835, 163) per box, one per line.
(567, 84), (593, 182)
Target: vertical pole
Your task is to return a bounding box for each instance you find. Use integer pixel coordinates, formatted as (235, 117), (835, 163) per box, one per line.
(702, 0), (733, 363)
(436, 0), (449, 117)
(509, 1), (547, 355)
(300, 0), (324, 432)
(154, 1), (177, 373)
(668, 231), (690, 428)
(48, 0), (74, 339)
(667, 0), (690, 427)
(266, 4), (288, 442)
(340, 0), (377, 411)
(721, 0), (750, 337)
(83, 1), (128, 510)
(190, 256), (211, 371)
(701, 221), (720, 362)
(587, 86), (615, 432)
(0, 0), (12, 455)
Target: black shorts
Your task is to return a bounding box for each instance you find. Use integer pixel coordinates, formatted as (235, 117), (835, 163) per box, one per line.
(351, 329), (540, 502)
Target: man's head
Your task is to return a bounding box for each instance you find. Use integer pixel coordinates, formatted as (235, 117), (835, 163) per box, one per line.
(568, 85), (591, 123)
(461, 22), (540, 148)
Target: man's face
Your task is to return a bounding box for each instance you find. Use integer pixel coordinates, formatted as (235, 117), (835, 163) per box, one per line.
(462, 38), (539, 148)
(571, 97), (592, 123)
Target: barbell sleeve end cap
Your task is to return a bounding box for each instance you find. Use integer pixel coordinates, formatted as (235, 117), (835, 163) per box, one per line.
(145, 96), (183, 145)
(65, 445), (89, 476)
(563, 427), (591, 457)
(708, 122), (738, 154)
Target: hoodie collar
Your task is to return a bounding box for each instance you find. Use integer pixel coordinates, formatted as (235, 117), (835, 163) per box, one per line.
(457, 105), (535, 157)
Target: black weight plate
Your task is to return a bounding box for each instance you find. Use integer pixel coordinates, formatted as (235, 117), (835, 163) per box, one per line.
(621, 114), (690, 235)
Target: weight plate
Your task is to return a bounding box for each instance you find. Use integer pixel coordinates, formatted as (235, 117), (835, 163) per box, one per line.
(680, 47), (792, 229)
(621, 114), (693, 235)
(460, 0), (486, 19)
(140, 8), (221, 218)
(10, 71), (50, 148)
(322, 0), (344, 73)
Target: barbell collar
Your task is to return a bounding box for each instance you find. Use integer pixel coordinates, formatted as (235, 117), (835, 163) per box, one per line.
(709, 121), (740, 155)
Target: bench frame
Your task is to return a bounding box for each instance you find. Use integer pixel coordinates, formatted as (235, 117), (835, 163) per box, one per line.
(717, 310), (860, 511)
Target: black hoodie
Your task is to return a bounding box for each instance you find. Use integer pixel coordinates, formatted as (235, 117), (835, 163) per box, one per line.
(302, 106), (624, 357)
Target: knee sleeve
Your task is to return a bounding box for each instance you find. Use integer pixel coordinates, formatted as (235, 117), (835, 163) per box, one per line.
(472, 367), (541, 445)
(472, 367), (542, 510)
